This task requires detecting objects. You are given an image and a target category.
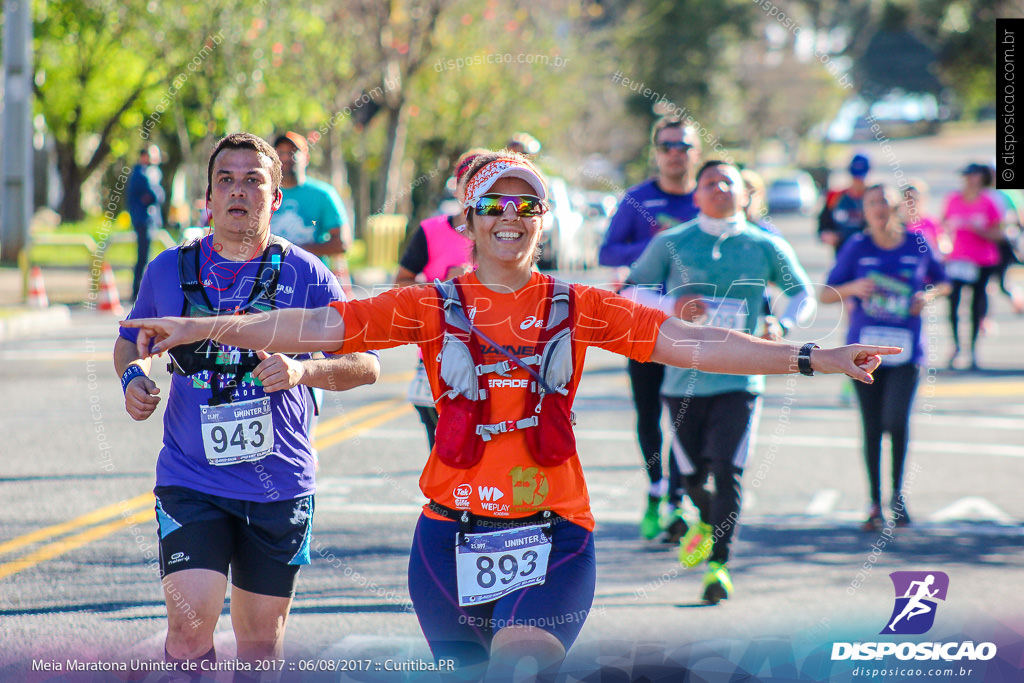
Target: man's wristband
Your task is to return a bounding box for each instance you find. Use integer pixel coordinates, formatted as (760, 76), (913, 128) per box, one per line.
(797, 343), (819, 376)
(121, 365), (147, 394)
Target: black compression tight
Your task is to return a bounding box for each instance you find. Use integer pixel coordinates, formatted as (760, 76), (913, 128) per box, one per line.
(627, 359), (683, 504)
(948, 267), (997, 353)
(852, 363), (920, 506)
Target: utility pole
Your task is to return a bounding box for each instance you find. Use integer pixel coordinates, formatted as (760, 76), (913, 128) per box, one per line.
(2, 0), (34, 264)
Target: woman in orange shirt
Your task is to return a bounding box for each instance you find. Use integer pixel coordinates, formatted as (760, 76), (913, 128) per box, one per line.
(124, 150), (898, 681)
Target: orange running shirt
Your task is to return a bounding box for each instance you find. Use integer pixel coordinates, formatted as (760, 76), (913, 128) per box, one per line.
(330, 271), (669, 531)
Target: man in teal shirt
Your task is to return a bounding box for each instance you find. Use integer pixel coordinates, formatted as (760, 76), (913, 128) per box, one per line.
(270, 132), (350, 267)
(626, 160), (815, 604)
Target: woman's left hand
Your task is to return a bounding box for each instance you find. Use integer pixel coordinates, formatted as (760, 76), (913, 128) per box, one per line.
(812, 344), (903, 383)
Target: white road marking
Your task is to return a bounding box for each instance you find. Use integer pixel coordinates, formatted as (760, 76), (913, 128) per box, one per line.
(929, 497), (1015, 524)
(806, 489), (841, 516)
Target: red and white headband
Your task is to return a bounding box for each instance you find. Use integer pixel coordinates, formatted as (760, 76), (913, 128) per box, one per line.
(463, 158), (548, 208)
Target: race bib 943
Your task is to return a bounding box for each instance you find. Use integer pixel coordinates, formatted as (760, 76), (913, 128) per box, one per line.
(456, 524), (551, 606)
(199, 397), (274, 466)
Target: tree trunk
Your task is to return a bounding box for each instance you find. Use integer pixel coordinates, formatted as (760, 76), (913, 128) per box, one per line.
(355, 131), (370, 241)
(55, 141), (85, 223)
(376, 100), (408, 215)
(327, 123), (354, 228)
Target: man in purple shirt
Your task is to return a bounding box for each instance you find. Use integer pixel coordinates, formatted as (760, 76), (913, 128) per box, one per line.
(598, 116), (701, 542)
(114, 133), (379, 679)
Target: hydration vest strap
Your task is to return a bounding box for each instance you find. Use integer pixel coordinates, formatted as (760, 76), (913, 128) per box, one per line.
(172, 236), (292, 405)
(475, 415), (540, 441)
(547, 286), (571, 329)
(177, 235), (290, 316)
(474, 355), (541, 378)
(437, 387), (487, 403)
(435, 278), (561, 396)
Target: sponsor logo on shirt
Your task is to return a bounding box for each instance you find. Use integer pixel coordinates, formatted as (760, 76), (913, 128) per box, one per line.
(489, 378), (529, 389)
(478, 486), (510, 515)
(478, 486), (504, 502)
(454, 483), (472, 508)
(509, 466), (549, 508)
(479, 344), (537, 357)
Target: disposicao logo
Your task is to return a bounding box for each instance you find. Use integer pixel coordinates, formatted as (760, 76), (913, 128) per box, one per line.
(881, 570), (949, 635)
(831, 570), (997, 663)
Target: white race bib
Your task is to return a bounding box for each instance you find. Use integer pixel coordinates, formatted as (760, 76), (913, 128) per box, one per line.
(456, 524), (552, 606)
(945, 260), (979, 283)
(200, 397), (274, 466)
(406, 362), (434, 407)
(703, 296), (749, 331)
(859, 326), (913, 366)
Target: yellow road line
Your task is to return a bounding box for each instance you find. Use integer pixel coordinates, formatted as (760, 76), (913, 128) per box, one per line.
(0, 492), (153, 559)
(314, 403), (414, 452)
(314, 397), (407, 439)
(0, 398), (413, 582)
(921, 381), (1024, 398)
(0, 500), (153, 581)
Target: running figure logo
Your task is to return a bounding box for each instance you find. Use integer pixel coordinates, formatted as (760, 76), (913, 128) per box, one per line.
(881, 571), (949, 635)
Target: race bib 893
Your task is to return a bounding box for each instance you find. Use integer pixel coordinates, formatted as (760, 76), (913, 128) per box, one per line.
(455, 524), (552, 606)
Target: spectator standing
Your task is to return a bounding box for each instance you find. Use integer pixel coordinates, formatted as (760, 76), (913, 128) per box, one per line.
(128, 145), (165, 301)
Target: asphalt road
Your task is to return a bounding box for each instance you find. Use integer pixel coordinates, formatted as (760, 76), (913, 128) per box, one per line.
(2, 129), (1022, 682)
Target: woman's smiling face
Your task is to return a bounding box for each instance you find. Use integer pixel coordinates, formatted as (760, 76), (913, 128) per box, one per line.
(465, 177), (545, 270)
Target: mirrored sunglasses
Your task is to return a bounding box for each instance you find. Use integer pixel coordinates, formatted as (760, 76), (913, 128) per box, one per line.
(473, 194), (547, 217)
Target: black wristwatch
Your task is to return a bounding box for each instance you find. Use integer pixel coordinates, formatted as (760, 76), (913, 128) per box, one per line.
(798, 343), (819, 376)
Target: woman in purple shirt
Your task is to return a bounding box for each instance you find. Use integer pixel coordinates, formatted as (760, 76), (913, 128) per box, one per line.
(822, 184), (950, 531)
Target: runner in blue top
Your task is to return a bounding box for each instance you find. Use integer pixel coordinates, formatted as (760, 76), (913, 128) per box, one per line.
(113, 133), (379, 677)
(598, 116), (701, 542)
(823, 183), (949, 531)
(626, 160), (816, 604)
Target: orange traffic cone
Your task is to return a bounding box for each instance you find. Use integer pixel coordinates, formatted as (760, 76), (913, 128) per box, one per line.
(97, 262), (124, 315)
(27, 266), (49, 309)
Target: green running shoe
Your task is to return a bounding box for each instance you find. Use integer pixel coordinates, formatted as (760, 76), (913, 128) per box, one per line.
(640, 498), (662, 540)
(678, 522), (713, 568)
(701, 561), (732, 604)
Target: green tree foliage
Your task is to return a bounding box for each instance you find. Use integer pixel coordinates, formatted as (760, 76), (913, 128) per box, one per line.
(615, 0), (759, 127)
(25, 0), (1000, 233)
(908, 0), (1014, 116)
(34, 0), (168, 221)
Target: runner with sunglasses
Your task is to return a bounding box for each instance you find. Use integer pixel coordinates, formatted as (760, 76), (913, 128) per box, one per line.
(598, 116), (702, 542)
(123, 150), (899, 681)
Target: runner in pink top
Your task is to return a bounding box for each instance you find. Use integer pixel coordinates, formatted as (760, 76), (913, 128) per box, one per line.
(394, 149), (483, 448)
(941, 163), (1004, 370)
